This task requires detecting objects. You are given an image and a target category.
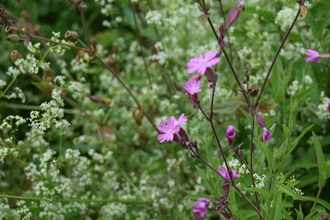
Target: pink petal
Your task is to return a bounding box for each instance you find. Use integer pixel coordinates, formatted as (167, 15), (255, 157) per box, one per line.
(187, 66), (200, 73)
(206, 57), (221, 67)
(204, 51), (218, 61)
(306, 57), (316, 63)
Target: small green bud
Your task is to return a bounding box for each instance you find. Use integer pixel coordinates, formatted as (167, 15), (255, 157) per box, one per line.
(6, 34), (20, 44)
(65, 30), (79, 42)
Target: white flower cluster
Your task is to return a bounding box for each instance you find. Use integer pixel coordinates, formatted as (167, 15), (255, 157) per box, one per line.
(280, 42), (306, 62)
(145, 10), (162, 25)
(253, 173), (267, 189)
(0, 115), (27, 130)
(287, 80), (302, 96)
(316, 91), (330, 120)
(275, 6), (297, 32)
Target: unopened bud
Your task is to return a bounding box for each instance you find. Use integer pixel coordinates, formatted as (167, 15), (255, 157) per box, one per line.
(226, 125), (236, 146)
(0, 8), (10, 20)
(226, 8), (240, 27)
(22, 27), (29, 35)
(250, 85), (259, 97)
(65, 31), (79, 42)
(21, 10), (30, 21)
(11, 50), (22, 62)
(6, 34), (20, 44)
(5, 26), (21, 36)
(256, 114), (265, 128)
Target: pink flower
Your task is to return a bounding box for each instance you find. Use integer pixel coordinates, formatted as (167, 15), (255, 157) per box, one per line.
(226, 125), (236, 145)
(218, 167), (240, 180)
(262, 127), (273, 143)
(187, 51), (221, 75)
(305, 49), (321, 65)
(184, 79), (202, 95)
(157, 114), (187, 143)
(192, 198), (211, 219)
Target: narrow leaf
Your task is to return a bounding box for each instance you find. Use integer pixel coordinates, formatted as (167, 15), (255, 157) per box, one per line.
(274, 182), (310, 201)
(312, 132), (326, 189)
(197, 14), (210, 30)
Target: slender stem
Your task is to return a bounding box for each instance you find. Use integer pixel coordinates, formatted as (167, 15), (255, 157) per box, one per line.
(196, 154), (265, 220)
(255, 6), (302, 107)
(232, 184), (265, 220)
(206, 18), (250, 105)
(249, 116), (260, 211)
(131, 1), (152, 89)
(30, 35), (87, 51)
(217, 0), (232, 59)
(1, 75), (18, 96)
(78, 6), (90, 47)
(94, 55), (159, 132)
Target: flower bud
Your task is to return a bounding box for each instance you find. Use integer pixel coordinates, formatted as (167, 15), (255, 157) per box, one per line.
(256, 114), (265, 128)
(226, 8), (240, 27)
(21, 10), (31, 21)
(22, 27), (30, 35)
(5, 26), (21, 36)
(65, 31), (79, 42)
(226, 125), (236, 145)
(0, 8), (10, 20)
(6, 34), (20, 44)
(11, 50), (22, 62)
(205, 67), (217, 83)
(250, 84), (259, 97)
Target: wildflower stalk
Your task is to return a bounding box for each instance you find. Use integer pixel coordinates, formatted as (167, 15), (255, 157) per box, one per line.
(206, 18), (250, 105)
(255, 2), (304, 107)
(194, 153), (265, 220)
(216, 0), (232, 59)
(78, 6), (90, 47)
(94, 55), (159, 132)
(130, 1), (152, 89)
(249, 116), (260, 211)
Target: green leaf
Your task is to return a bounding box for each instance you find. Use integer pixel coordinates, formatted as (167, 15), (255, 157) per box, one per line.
(312, 132), (327, 189)
(277, 125), (314, 158)
(245, 187), (271, 200)
(253, 139), (274, 172)
(184, 194), (213, 200)
(295, 206), (304, 220)
(282, 124), (290, 139)
(197, 14), (210, 30)
(294, 84), (317, 102)
(305, 196), (330, 210)
(195, 165), (218, 196)
(274, 183), (310, 201)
